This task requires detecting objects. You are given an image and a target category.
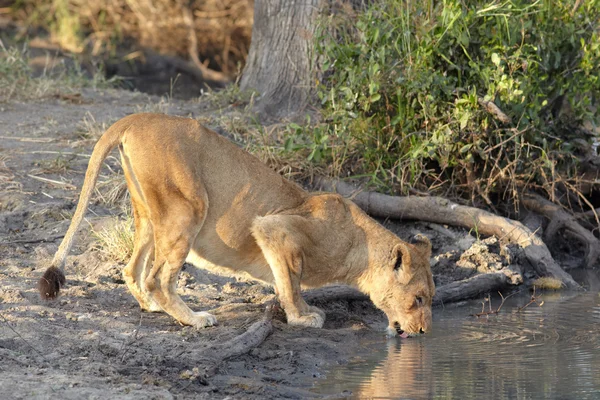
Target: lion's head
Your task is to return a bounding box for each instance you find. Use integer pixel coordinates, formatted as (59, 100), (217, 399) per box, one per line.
(363, 234), (434, 338)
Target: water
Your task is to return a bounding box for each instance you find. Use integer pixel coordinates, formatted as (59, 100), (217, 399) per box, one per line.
(313, 291), (600, 399)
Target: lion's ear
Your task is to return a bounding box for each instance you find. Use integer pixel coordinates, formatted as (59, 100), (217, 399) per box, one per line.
(392, 243), (412, 274)
(410, 234), (432, 257)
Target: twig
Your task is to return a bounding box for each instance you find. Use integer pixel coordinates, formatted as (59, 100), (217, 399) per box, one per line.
(0, 234), (64, 245)
(483, 128), (522, 154)
(516, 286), (544, 313)
(27, 174), (76, 190)
(470, 291), (521, 317)
(27, 151), (91, 158)
(0, 136), (55, 143)
(471, 293), (501, 317)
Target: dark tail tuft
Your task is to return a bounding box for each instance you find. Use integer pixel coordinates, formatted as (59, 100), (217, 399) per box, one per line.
(38, 267), (66, 299)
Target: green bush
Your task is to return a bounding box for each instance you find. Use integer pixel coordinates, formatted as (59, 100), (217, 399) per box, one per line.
(291, 0), (600, 203)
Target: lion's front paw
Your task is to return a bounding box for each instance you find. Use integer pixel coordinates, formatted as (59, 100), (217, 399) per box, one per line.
(288, 312), (325, 328)
(189, 311), (218, 329)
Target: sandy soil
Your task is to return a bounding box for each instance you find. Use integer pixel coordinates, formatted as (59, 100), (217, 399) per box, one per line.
(0, 88), (517, 399)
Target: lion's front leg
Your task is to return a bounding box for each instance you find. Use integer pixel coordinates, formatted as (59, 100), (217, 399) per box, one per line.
(274, 287), (325, 328)
(252, 215), (325, 328)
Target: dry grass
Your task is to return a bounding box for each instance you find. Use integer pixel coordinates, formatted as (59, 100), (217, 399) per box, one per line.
(243, 126), (321, 182)
(78, 112), (111, 139)
(199, 83), (257, 110)
(12, 0), (253, 75)
(0, 155), (23, 192)
(198, 108), (325, 183)
(95, 173), (129, 209)
(92, 211), (135, 263)
(134, 96), (172, 114)
(532, 276), (564, 290)
(0, 44), (112, 102)
(35, 155), (77, 174)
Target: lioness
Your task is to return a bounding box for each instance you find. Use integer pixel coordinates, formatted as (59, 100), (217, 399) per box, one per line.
(39, 113), (434, 337)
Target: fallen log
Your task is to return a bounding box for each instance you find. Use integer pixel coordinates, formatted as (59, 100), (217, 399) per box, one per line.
(315, 178), (579, 289)
(432, 272), (512, 306)
(304, 268), (519, 307)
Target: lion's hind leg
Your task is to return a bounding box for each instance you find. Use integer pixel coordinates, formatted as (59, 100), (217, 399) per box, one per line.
(122, 203), (162, 312)
(143, 203), (216, 329)
(251, 215), (325, 328)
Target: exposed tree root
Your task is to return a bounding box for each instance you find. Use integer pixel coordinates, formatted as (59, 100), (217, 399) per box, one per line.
(522, 193), (600, 268)
(578, 207), (600, 221)
(202, 305), (274, 362)
(180, 304), (275, 378)
(315, 178), (580, 289)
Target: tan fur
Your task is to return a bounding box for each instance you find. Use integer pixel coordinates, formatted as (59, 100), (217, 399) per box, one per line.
(39, 113), (435, 335)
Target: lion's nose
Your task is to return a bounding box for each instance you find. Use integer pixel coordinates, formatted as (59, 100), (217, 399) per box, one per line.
(419, 327), (425, 334)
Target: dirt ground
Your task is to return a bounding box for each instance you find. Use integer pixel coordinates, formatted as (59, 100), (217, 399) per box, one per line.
(0, 88), (538, 399)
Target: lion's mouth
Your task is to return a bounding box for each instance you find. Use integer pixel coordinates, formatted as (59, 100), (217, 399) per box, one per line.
(394, 322), (409, 339)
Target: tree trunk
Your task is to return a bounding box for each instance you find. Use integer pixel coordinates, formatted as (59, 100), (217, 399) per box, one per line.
(241, 0), (321, 118)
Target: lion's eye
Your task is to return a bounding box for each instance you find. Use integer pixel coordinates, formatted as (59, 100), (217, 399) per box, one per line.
(415, 296), (423, 305)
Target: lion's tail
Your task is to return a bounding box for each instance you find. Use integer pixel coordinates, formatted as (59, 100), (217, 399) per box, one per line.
(38, 116), (132, 299)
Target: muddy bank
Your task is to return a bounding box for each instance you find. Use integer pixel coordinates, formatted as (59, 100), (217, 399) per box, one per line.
(0, 88), (578, 399)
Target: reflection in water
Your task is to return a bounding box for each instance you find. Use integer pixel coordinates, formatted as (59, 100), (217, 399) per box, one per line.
(314, 291), (600, 399)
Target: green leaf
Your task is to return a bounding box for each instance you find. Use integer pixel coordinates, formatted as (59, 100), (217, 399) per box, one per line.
(391, 114), (403, 126)
(288, 123), (302, 131)
(284, 137), (294, 152)
(459, 112), (470, 129)
(459, 143), (473, 154)
(370, 93), (381, 103)
(491, 53), (501, 66)
(313, 149), (322, 163)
